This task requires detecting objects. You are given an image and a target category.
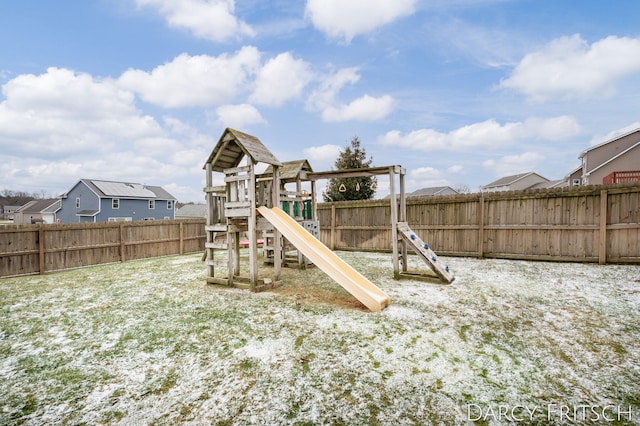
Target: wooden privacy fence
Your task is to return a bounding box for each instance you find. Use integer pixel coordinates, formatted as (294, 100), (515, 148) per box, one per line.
(0, 219), (206, 278)
(317, 184), (640, 264)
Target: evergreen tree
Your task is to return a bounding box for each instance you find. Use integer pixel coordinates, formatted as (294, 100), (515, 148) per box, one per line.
(323, 136), (376, 202)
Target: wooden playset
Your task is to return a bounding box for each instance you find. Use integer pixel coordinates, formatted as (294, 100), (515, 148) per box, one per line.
(203, 128), (454, 312)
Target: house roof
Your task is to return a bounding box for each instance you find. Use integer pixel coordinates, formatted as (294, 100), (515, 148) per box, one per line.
(564, 166), (583, 179)
(175, 204), (207, 218)
(66, 179), (176, 200)
(15, 199), (60, 213)
(579, 128), (640, 158)
(409, 186), (458, 197)
(204, 128), (281, 172)
(483, 172), (548, 189)
(262, 159), (313, 183)
(530, 179), (566, 189)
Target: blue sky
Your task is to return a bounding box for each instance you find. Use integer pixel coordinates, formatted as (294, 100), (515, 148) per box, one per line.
(2, 0), (640, 202)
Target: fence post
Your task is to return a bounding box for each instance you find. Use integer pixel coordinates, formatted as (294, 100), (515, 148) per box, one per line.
(120, 223), (126, 263)
(478, 194), (485, 258)
(179, 221), (185, 255)
(330, 204), (336, 250)
(38, 226), (45, 274)
(389, 167), (399, 277)
(598, 189), (608, 265)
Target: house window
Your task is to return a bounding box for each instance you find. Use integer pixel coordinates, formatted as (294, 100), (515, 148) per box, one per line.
(76, 198), (80, 208)
(149, 200), (155, 209)
(167, 200), (173, 209)
(572, 179), (580, 186)
(108, 217), (132, 222)
(112, 198), (120, 209)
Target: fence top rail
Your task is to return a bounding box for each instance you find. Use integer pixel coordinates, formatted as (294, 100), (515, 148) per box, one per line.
(315, 183), (640, 209)
(0, 218), (206, 233)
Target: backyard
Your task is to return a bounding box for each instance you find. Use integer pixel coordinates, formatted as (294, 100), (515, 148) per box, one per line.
(1, 251), (639, 425)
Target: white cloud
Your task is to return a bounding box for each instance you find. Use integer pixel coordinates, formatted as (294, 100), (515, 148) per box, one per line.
(500, 34), (640, 101)
(250, 52), (313, 106)
(482, 152), (545, 176)
(135, 0), (254, 42)
(405, 167), (451, 192)
(305, 0), (416, 43)
(377, 116), (581, 151)
(215, 104), (266, 128)
(0, 67), (164, 158)
(409, 166), (443, 180)
(306, 67), (394, 122)
(307, 67), (360, 111)
(118, 47), (261, 108)
(0, 67), (214, 201)
(303, 144), (342, 163)
(322, 94), (394, 122)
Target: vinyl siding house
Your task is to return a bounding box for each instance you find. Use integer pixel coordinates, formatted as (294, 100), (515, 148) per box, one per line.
(13, 199), (61, 224)
(58, 179), (176, 223)
(1, 205), (21, 221)
(577, 128), (640, 185)
(408, 186), (459, 197)
(481, 172), (550, 192)
(175, 204), (207, 219)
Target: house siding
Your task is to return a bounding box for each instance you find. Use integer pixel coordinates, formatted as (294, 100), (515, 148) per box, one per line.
(59, 182), (100, 223)
(582, 131), (640, 183)
(97, 198), (174, 222)
(587, 144), (640, 184)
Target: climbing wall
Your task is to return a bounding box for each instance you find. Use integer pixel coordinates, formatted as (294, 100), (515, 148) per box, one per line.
(397, 222), (455, 283)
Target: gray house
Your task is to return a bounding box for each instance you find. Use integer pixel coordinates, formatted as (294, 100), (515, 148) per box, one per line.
(58, 179), (176, 223)
(482, 172), (550, 192)
(14, 199), (61, 224)
(1, 205), (21, 221)
(408, 186), (459, 197)
(175, 204), (207, 219)
(576, 128), (640, 185)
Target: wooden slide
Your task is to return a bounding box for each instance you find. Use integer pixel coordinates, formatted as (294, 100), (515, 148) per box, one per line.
(257, 206), (391, 312)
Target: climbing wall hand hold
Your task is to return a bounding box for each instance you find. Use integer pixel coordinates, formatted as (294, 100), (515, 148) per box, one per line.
(431, 255), (436, 261)
(410, 234), (416, 240)
(423, 243), (429, 249)
(445, 266), (449, 272)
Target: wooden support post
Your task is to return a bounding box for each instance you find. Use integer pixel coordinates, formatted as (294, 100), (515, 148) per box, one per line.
(272, 166), (281, 281)
(478, 194), (485, 258)
(599, 189), (608, 265)
(399, 169), (407, 273)
(311, 180), (317, 221)
(233, 231), (240, 277)
(295, 178), (304, 267)
(205, 163), (215, 278)
(248, 163), (258, 289)
(389, 167), (399, 277)
(38, 226), (45, 275)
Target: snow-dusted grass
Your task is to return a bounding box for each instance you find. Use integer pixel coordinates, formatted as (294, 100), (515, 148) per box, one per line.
(1, 251), (639, 425)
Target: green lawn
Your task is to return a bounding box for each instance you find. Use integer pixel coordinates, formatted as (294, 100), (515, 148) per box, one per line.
(1, 251), (639, 425)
